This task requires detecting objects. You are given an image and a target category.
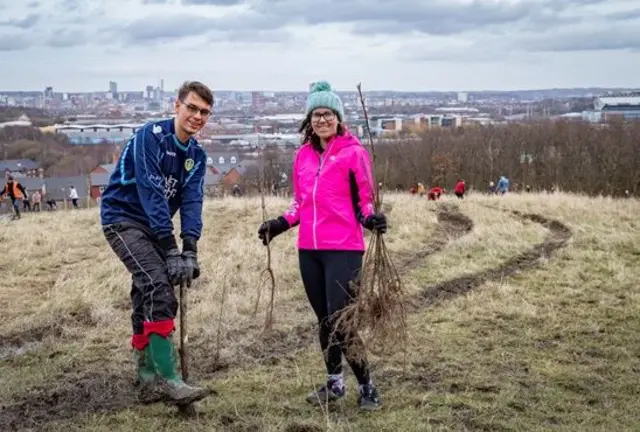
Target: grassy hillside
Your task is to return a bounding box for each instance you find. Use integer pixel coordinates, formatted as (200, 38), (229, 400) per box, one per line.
(1, 193), (638, 431)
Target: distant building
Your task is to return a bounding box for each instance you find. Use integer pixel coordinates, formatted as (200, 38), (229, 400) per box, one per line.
(222, 167), (243, 190)
(413, 115), (462, 129)
(583, 95), (640, 123)
(89, 164), (115, 199)
(252, 92), (266, 111)
(207, 151), (242, 174)
(56, 124), (137, 145)
(0, 159), (42, 178)
(378, 118), (403, 132)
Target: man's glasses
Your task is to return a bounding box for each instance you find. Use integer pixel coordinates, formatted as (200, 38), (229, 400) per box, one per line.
(181, 100), (212, 117)
(311, 111), (336, 122)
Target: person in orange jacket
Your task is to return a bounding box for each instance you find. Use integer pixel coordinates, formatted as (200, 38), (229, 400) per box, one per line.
(0, 176), (27, 219)
(427, 186), (445, 201)
(454, 179), (466, 199)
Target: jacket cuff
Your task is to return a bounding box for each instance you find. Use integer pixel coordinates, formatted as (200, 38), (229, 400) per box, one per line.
(281, 214), (297, 228)
(158, 235), (178, 253)
(182, 236), (197, 254)
(276, 216), (291, 230)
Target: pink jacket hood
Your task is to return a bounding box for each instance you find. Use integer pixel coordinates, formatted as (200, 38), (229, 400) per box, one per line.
(281, 132), (376, 251)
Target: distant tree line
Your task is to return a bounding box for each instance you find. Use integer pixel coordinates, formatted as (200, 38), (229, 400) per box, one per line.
(2, 114), (639, 197)
(372, 120), (640, 196)
(0, 125), (115, 176)
(0, 107), (64, 127)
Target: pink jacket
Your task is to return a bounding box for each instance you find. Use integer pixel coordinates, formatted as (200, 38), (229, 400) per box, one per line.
(282, 133), (375, 251)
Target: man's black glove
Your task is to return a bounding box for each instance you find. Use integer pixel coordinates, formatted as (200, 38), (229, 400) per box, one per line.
(166, 248), (186, 286)
(159, 235), (186, 286)
(181, 236), (200, 284)
(181, 251), (199, 284)
(258, 216), (290, 245)
(362, 212), (388, 234)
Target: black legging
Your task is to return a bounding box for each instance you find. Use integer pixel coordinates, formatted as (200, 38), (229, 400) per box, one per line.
(298, 249), (371, 385)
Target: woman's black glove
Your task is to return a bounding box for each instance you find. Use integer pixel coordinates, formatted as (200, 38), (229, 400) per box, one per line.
(362, 212), (388, 234)
(258, 216), (290, 245)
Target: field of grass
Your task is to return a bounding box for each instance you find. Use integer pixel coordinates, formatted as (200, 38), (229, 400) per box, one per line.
(1, 192), (639, 431)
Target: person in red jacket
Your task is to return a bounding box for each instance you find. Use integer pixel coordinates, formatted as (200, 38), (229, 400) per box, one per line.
(454, 179), (466, 199)
(427, 186), (445, 201)
(257, 81), (386, 411)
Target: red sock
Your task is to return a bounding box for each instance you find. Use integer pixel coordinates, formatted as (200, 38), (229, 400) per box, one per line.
(143, 319), (175, 338)
(131, 334), (149, 350)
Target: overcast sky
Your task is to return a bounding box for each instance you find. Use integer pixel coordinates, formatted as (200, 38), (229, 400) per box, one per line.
(1, 0), (639, 92)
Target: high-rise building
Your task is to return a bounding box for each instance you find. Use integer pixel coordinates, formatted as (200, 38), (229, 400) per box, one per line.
(252, 91), (266, 110)
(109, 81), (118, 100)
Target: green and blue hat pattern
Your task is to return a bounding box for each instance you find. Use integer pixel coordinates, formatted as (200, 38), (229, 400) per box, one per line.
(305, 80), (345, 121)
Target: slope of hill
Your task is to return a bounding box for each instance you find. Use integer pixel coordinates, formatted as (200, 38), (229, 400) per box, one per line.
(0, 193), (638, 431)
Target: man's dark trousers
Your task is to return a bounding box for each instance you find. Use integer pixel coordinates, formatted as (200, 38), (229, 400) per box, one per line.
(103, 221), (178, 347)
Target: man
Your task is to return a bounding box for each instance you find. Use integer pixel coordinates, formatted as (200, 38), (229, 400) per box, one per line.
(100, 81), (213, 406)
(0, 176), (27, 220)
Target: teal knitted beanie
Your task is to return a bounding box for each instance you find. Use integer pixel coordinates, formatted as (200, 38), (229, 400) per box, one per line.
(305, 80), (344, 121)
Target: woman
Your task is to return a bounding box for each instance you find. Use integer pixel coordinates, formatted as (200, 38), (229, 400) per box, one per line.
(257, 81), (387, 411)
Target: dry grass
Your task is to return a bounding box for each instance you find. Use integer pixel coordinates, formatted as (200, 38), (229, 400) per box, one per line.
(1, 192), (639, 431)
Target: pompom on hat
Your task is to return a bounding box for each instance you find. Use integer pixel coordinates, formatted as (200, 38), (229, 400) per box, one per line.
(305, 80), (345, 122)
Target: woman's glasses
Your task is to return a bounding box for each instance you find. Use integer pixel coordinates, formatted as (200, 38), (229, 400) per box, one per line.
(311, 111), (336, 122)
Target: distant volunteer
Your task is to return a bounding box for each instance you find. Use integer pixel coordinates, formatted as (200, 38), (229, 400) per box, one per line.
(427, 186), (445, 201)
(454, 179), (466, 199)
(258, 81), (388, 411)
(68, 185), (79, 208)
(0, 175), (27, 220)
(100, 81), (212, 406)
(497, 175), (510, 195)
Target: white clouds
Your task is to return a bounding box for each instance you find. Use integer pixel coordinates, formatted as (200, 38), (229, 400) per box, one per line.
(0, 0), (639, 91)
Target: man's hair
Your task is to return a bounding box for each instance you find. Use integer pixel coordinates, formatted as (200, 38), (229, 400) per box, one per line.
(177, 81), (214, 107)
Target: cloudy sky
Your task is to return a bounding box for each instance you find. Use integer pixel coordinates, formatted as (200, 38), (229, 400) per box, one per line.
(0, 0), (639, 92)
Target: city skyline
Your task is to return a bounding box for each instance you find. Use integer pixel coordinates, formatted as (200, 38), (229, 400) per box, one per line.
(1, 0), (639, 92)
(2, 84), (639, 95)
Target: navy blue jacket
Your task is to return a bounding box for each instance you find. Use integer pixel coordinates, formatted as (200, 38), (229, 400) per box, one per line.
(100, 118), (207, 250)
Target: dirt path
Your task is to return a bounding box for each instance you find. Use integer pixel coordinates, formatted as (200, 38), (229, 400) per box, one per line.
(416, 208), (572, 308)
(395, 203), (474, 271)
(0, 204), (572, 431)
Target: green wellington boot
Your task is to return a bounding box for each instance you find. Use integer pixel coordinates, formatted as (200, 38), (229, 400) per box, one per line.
(132, 348), (163, 404)
(146, 332), (212, 405)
